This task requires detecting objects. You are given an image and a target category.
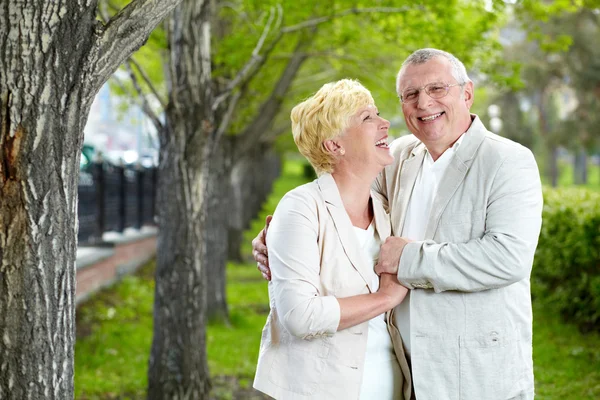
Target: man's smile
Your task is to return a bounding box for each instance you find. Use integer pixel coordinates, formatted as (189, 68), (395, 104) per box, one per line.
(418, 112), (444, 122)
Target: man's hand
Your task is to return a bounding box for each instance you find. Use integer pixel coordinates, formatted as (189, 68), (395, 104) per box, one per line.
(375, 236), (413, 276)
(252, 215), (272, 281)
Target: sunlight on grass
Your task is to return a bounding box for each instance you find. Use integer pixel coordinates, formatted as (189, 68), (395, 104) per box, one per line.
(75, 264), (155, 399)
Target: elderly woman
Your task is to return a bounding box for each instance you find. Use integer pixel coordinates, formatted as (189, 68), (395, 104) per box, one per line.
(253, 79), (411, 400)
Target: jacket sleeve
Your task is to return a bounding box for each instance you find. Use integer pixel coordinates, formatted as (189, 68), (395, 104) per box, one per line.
(398, 147), (543, 293)
(267, 190), (340, 338)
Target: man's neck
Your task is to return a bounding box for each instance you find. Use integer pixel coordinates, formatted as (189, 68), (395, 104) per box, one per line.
(428, 135), (462, 161)
(427, 115), (475, 161)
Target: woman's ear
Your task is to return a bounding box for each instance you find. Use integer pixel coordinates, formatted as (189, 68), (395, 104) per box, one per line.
(323, 139), (344, 156)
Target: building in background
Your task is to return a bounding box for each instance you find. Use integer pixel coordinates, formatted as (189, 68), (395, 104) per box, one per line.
(84, 82), (159, 168)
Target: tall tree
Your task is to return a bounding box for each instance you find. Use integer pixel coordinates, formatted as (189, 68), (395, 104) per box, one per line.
(0, 1), (181, 398)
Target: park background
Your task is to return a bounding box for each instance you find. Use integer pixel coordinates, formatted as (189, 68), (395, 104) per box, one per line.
(1, 1), (599, 399)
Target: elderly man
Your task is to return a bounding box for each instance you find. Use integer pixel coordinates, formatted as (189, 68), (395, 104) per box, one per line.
(253, 48), (543, 400)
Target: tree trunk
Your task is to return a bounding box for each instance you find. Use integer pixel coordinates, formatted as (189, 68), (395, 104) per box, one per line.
(148, 123), (212, 399)
(227, 160), (249, 263)
(205, 139), (231, 323)
(0, 4), (98, 398)
(227, 144), (282, 263)
(1, 1), (183, 398)
(548, 145), (559, 187)
(148, 1), (213, 398)
(573, 147), (588, 185)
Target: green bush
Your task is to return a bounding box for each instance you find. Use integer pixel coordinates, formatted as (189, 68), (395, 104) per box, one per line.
(533, 187), (600, 333)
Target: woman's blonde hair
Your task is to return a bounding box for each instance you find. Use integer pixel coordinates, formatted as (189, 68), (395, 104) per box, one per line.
(291, 79), (374, 175)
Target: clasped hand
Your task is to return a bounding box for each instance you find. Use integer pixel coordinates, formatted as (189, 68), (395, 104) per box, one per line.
(374, 236), (413, 276)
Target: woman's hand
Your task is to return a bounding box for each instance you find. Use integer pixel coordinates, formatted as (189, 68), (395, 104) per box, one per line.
(378, 273), (408, 308)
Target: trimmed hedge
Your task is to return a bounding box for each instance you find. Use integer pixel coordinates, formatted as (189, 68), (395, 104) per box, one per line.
(533, 187), (600, 333)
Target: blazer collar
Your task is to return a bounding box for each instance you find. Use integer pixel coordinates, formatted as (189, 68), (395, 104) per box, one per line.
(317, 173), (378, 292)
(392, 146), (426, 235)
(424, 115), (488, 237)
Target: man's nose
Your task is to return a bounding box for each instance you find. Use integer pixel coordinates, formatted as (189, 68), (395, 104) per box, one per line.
(416, 91), (433, 109)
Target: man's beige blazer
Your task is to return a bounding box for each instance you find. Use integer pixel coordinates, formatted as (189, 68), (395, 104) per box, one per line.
(254, 173), (411, 400)
(374, 116), (543, 400)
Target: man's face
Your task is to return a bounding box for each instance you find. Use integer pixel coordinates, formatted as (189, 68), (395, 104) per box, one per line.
(397, 57), (474, 150)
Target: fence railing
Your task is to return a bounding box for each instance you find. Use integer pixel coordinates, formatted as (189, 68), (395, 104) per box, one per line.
(78, 162), (157, 245)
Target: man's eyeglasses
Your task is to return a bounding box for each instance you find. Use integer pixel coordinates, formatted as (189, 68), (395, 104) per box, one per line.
(399, 82), (465, 104)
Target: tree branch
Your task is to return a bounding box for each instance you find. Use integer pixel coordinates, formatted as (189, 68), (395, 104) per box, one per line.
(129, 56), (168, 110)
(213, 5), (282, 111)
(120, 62), (164, 133)
(233, 31), (315, 159)
(214, 5), (417, 120)
(89, 0), (182, 96)
(215, 90), (241, 140)
(282, 6), (419, 33)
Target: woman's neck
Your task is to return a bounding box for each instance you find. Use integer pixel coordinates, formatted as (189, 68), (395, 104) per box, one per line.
(331, 169), (375, 229)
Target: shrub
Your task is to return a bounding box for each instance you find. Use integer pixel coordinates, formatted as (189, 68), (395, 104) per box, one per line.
(533, 187), (600, 333)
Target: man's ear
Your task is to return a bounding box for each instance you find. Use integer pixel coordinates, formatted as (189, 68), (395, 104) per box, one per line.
(463, 81), (474, 110)
(323, 139), (343, 156)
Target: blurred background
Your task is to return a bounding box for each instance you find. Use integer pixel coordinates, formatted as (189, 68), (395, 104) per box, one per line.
(75, 1), (600, 399)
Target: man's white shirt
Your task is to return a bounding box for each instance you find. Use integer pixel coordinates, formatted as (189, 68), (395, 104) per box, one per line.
(396, 133), (465, 358)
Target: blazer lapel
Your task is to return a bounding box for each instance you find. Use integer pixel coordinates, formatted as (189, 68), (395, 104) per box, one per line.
(372, 195), (391, 242)
(318, 174), (376, 292)
(425, 117), (487, 238)
(392, 144), (426, 235)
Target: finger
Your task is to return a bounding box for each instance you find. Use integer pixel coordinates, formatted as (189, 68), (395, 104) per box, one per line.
(262, 215), (273, 241)
(262, 273), (271, 282)
(253, 251), (269, 267)
(251, 236), (268, 256)
(258, 262), (269, 273)
(257, 263), (271, 281)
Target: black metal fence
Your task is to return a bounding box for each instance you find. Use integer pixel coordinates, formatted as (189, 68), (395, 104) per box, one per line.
(78, 162), (157, 244)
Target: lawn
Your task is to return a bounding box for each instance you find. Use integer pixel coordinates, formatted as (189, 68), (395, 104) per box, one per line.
(75, 159), (600, 399)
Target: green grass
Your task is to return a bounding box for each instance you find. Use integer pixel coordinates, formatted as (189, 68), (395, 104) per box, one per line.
(533, 302), (600, 399)
(75, 158), (600, 399)
(75, 264), (155, 399)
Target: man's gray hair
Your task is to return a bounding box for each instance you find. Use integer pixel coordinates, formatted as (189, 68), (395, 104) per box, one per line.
(396, 48), (471, 95)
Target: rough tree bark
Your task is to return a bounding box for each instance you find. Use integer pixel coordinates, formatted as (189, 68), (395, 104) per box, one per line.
(205, 138), (232, 323)
(0, 1), (182, 398)
(148, 1), (213, 398)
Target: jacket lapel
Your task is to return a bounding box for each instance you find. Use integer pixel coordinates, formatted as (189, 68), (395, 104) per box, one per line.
(372, 195), (391, 242)
(318, 174), (376, 292)
(425, 117), (487, 238)
(392, 144), (426, 235)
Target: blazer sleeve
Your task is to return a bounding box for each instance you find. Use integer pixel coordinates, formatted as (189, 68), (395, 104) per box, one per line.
(267, 189), (341, 338)
(398, 146), (543, 293)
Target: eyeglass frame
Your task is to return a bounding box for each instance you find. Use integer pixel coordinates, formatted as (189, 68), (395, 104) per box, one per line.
(399, 82), (466, 104)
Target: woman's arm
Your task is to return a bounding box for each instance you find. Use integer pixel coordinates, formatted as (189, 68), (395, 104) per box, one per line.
(337, 273), (407, 331)
(268, 190), (407, 338)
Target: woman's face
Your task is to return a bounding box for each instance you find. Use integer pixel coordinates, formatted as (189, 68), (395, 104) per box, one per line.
(335, 104), (393, 173)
